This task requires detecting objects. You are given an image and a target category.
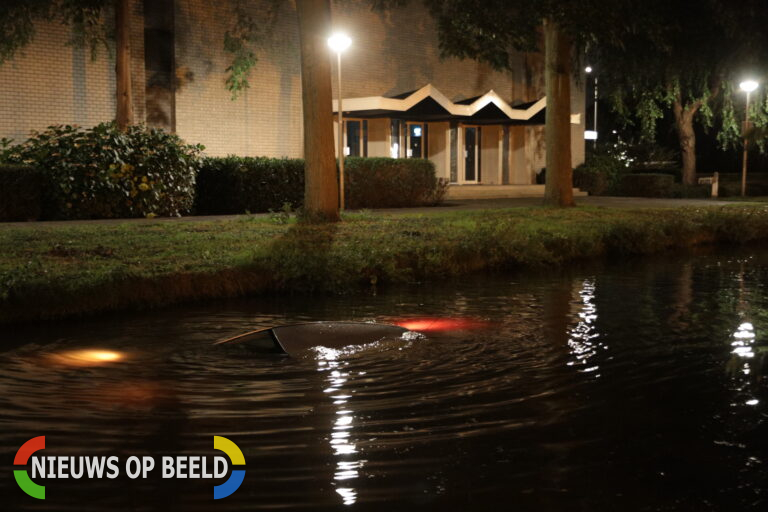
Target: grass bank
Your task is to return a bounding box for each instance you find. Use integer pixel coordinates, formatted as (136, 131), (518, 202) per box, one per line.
(3, 205), (768, 324)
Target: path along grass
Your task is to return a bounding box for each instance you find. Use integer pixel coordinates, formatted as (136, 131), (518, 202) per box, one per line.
(2, 205), (768, 323)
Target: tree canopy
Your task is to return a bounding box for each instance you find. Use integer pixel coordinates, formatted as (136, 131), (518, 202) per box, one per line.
(593, 0), (768, 182)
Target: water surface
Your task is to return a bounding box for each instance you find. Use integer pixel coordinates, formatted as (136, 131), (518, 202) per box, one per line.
(1, 250), (767, 511)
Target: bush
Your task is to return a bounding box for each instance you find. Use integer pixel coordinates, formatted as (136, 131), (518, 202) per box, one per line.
(345, 157), (445, 208)
(671, 183), (711, 199)
(0, 165), (43, 221)
(573, 151), (628, 195)
(619, 173), (675, 197)
(573, 165), (609, 195)
(195, 156), (446, 214)
(195, 156), (305, 215)
(1, 123), (203, 219)
(714, 173), (768, 197)
(630, 167), (682, 182)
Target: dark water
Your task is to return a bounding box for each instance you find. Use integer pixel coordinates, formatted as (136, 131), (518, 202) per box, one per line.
(2, 249), (768, 511)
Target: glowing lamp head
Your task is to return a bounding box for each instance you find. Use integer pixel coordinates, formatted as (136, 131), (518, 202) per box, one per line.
(328, 33), (351, 53)
(740, 80), (758, 93)
(585, 66), (593, 74)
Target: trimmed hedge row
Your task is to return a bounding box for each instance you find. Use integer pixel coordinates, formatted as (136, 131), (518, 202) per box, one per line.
(0, 165), (42, 221)
(619, 173), (675, 198)
(0, 153), (446, 221)
(195, 156), (445, 214)
(345, 157), (446, 209)
(194, 156), (305, 215)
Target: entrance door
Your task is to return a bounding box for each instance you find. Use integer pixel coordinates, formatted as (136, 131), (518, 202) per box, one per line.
(464, 126), (478, 182)
(407, 123), (425, 158)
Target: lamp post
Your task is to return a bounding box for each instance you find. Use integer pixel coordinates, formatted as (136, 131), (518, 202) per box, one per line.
(328, 32), (351, 209)
(739, 80), (758, 197)
(585, 66), (598, 148)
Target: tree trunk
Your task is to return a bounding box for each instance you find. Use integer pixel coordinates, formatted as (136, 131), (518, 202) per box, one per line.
(296, 0), (340, 222)
(115, 0), (134, 130)
(542, 19), (574, 207)
(673, 99), (698, 185)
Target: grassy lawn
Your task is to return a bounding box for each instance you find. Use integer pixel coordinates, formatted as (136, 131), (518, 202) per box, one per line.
(3, 204), (768, 323)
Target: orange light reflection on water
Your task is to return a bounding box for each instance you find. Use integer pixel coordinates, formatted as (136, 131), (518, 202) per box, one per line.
(393, 317), (490, 332)
(48, 349), (126, 367)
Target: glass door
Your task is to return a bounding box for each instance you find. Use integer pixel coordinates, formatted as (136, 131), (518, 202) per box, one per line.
(407, 123), (425, 158)
(464, 126), (478, 182)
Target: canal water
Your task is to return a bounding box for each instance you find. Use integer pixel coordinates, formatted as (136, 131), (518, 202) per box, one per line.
(1, 249), (767, 511)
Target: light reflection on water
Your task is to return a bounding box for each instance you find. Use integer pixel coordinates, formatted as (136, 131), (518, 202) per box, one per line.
(567, 278), (605, 376)
(316, 346), (363, 506)
(1, 250), (768, 510)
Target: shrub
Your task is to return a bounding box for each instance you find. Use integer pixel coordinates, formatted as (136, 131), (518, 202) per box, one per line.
(573, 151), (628, 195)
(195, 156), (446, 214)
(1, 123), (203, 219)
(345, 157), (444, 208)
(715, 174), (768, 197)
(671, 183), (712, 199)
(0, 165), (43, 221)
(195, 156), (305, 215)
(619, 173), (675, 197)
(573, 164), (609, 195)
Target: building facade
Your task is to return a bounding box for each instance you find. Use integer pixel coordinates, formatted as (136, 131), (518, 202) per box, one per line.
(0, 0), (585, 187)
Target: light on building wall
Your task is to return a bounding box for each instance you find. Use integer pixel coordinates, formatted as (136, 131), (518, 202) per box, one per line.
(584, 130), (598, 140)
(585, 65), (593, 74)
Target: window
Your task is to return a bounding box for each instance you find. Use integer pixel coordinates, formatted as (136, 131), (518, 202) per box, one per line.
(390, 119), (402, 158)
(464, 126), (482, 182)
(345, 120), (367, 157)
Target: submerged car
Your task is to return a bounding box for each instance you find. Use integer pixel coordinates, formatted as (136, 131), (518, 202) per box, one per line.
(216, 322), (412, 356)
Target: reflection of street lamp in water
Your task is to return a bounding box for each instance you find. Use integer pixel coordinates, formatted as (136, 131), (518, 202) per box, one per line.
(739, 80), (758, 197)
(328, 33), (352, 209)
(315, 347), (362, 506)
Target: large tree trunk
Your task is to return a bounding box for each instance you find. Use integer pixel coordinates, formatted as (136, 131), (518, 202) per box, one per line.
(115, 0), (134, 130)
(542, 19), (574, 207)
(673, 99), (699, 185)
(296, 0), (340, 222)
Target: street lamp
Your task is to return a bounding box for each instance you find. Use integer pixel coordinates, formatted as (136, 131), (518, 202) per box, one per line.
(328, 32), (351, 209)
(585, 66), (598, 148)
(739, 80), (758, 197)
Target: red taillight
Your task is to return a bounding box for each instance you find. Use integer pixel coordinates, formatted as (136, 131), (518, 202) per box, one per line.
(393, 318), (490, 332)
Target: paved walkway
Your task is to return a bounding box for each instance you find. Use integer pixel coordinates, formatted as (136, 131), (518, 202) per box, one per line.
(0, 196), (748, 228)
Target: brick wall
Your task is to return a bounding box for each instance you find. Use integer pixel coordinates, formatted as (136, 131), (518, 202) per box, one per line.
(0, 0), (145, 142)
(173, 0), (563, 158)
(0, 0), (584, 168)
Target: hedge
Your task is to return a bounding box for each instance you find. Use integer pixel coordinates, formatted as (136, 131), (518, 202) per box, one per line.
(344, 157), (445, 209)
(194, 156), (304, 215)
(195, 156), (446, 214)
(1, 153), (446, 220)
(619, 173), (675, 198)
(572, 152), (629, 195)
(0, 165), (42, 221)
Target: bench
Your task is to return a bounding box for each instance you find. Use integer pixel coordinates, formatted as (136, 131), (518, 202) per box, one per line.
(698, 172), (719, 198)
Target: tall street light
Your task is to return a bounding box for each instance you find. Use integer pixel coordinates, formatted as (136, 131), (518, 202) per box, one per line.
(740, 80), (758, 197)
(328, 32), (351, 210)
(585, 66), (598, 148)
